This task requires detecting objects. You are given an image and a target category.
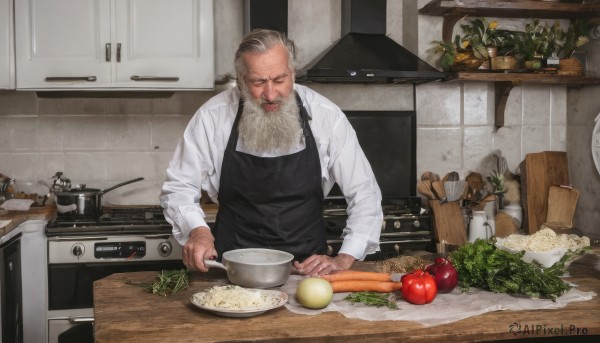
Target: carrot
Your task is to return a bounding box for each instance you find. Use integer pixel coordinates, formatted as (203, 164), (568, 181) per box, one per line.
(330, 280), (402, 293)
(321, 270), (392, 282)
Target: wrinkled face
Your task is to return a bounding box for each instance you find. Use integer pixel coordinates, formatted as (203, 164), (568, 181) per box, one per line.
(241, 44), (295, 113)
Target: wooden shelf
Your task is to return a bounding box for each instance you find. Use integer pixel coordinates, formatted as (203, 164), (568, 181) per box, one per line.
(420, 0), (600, 128)
(445, 72), (600, 128)
(449, 72), (600, 85)
(420, 0), (600, 41)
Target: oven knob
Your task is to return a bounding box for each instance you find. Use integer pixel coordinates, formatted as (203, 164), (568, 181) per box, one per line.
(72, 243), (85, 257)
(413, 220), (421, 228)
(158, 242), (172, 257)
(326, 245), (333, 256)
(381, 220), (386, 232)
(393, 220), (401, 229)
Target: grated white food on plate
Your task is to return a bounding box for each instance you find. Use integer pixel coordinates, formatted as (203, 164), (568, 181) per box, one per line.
(193, 285), (280, 310)
(499, 228), (590, 252)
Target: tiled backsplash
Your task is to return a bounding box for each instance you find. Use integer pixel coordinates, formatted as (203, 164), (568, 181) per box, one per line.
(0, 82), (567, 207)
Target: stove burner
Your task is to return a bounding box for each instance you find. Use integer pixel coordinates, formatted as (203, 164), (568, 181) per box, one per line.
(46, 207), (171, 236)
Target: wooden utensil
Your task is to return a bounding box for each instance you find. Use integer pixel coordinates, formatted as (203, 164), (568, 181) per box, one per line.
(429, 200), (467, 246)
(417, 181), (435, 200)
(545, 186), (579, 228)
(520, 151), (569, 234)
(431, 180), (446, 201)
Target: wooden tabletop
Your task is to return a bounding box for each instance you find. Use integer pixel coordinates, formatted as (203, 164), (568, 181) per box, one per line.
(93, 249), (600, 343)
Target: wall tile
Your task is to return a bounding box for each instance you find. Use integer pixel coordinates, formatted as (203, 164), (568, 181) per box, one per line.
(522, 85), (551, 126)
(38, 97), (105, 115)
(416, 127), (462, 177)
(550, 125), (567, 151)
(503, 86), (522, 127)
(105, 152), (165, 182)
(0, 91), (37, 115)
(63, 152), (106, 183)
(463, 126), (494, 173)
(550, 86), (567, 126)
(0, 153), (9, 173)
(37, 116), (64, 151)
(0, 117), (8, 151)
(102, 181), (162, 205)
(416, 83), (461, 126)
(152, 115), (190, 151)
(522, 126), (551, 157)
(62, 116), (107, 150)
(307, 84), (414, 111)
(289, 0), (340, 69)
(106, 115), (152, 151)
(10, 153), (40, 182)
(39, 153), (65, 184)
(464, 83), (493, 126)
(9, 117), (37, 151)
(493, 126), (522, 172)
(567, 85), (600, 126)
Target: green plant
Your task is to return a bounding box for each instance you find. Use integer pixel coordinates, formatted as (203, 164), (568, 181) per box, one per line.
(561, 19), (590, 58)
(459, 18), (502, 59)
(487, 170), (505, 193)
(428, 40), (457, 71)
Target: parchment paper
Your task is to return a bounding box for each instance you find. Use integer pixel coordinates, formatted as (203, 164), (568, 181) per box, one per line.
(281, 275), (596, 327)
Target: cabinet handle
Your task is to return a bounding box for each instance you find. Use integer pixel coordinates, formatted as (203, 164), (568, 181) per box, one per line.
(117, 43), (121, 62)
(45, 76), (97, 82)
(130, 75), (179, 82)
(105, 43), (111, 62)
(69, 317), (94, 324)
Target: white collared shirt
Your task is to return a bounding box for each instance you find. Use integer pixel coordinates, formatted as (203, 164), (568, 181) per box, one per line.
(160, 84), (382, 260)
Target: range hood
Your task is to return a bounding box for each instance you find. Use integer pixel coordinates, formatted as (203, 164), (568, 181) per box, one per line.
(296, 0), (447, 84)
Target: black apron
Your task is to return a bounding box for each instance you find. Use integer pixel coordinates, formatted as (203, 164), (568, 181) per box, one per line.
(213, 92), (326, 261)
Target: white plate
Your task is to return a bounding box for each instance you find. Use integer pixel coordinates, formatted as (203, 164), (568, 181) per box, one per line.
(190, 289), (288, 318)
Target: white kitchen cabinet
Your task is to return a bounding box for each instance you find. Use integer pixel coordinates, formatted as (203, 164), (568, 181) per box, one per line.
(0, 0), (15, 89)
(15, 0), (214, 90)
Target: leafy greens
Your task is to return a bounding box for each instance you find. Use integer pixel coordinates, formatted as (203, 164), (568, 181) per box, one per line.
(450, 238), (573, 301)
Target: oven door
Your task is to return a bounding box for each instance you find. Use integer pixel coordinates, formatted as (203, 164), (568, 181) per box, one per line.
(48, 260), (185, 310)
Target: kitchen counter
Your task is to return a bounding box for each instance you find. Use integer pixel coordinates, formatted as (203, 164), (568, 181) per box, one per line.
(0, 204), (55, 237)
(93, 248), (600, 343)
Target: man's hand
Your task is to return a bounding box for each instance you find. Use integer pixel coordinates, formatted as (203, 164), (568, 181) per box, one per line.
(293, 253), (355, 276)
(183, 226), (218, 272)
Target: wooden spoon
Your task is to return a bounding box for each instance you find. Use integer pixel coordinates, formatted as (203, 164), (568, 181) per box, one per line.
(431, 180), (447, 202)
(417, 181), (435, 200)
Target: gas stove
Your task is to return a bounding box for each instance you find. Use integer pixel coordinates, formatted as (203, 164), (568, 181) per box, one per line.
(45, 206), (171, 237)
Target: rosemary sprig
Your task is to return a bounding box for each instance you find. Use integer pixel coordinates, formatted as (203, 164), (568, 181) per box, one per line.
(147, 269), (190, 296)
(344, 292), (398, 309)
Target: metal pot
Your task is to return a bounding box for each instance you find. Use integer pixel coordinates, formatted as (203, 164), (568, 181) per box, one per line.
(54, 177), (144, 217)
(205, 248), (294, 288)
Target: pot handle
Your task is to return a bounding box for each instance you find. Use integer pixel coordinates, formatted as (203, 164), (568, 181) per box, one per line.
(204, 260), (228, 271)
(100, 177), (144, 195)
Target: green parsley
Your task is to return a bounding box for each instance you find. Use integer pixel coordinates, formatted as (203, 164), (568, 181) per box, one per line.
(450, 238), (574, 301)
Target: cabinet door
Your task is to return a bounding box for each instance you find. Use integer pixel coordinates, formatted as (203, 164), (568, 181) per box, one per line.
(0, 0), (15, 89)
(114, 0), (214, 89)
(15, 0), (112, 89)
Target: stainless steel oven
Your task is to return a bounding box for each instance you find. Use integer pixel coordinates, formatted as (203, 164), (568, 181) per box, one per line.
(45, 207), (184, 343)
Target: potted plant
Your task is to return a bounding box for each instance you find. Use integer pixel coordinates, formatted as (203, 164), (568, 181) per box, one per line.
(514, 19), (545, 70)
(429, 37), (484, 72)
(558, 19), (590, 76)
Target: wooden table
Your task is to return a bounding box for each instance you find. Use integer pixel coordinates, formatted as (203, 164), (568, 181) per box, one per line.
(94, 249), (600, 343)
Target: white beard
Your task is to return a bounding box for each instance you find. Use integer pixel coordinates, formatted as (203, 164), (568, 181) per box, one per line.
(238, 88), (302, 155)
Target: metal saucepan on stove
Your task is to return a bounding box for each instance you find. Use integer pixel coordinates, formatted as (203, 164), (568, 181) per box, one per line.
(205, 248), (294, 288)
(54, 177), (144, 217)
